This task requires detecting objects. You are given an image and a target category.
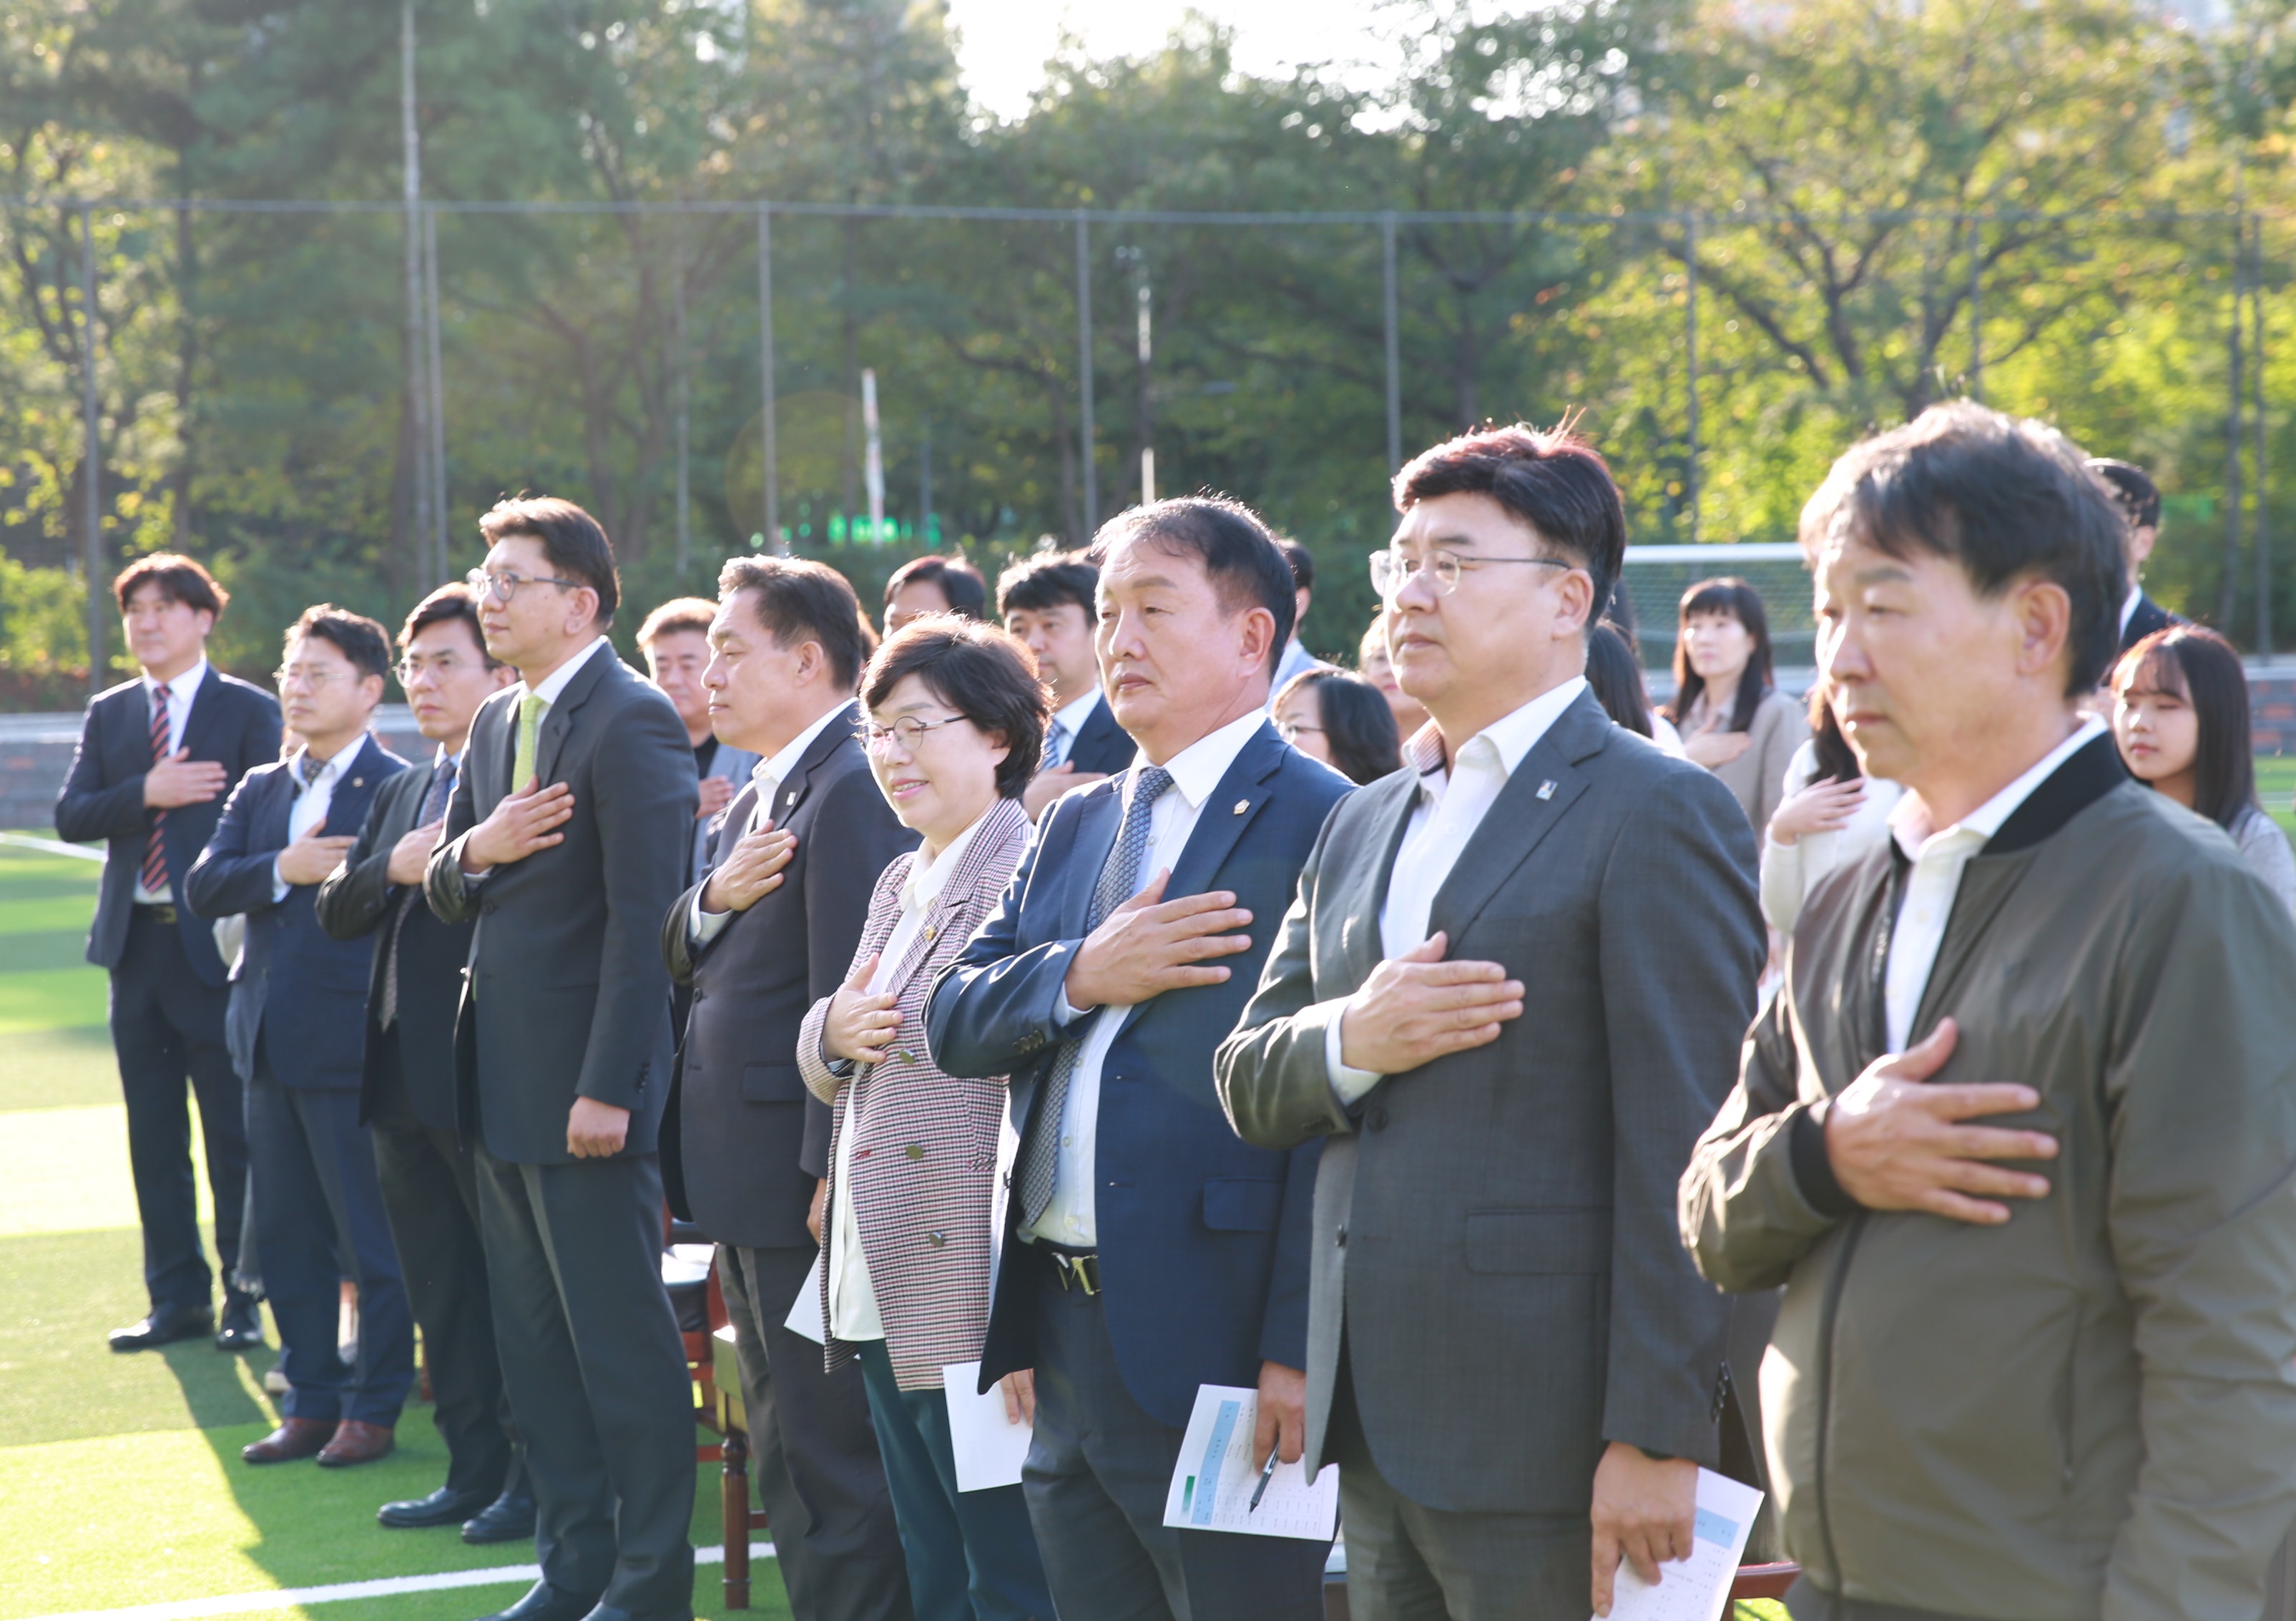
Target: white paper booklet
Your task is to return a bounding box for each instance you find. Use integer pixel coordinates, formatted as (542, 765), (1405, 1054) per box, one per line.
(941, 1361), (1033, 1492)
(782, 1250), (826, 1345)
(1159, 1384), (1340, 1542)
(1594, 1466), (1765, 1621)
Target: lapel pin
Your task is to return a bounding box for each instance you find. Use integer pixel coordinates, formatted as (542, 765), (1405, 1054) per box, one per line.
(351, 777), (363, 788)
(1536, 780), (1556, 800)
(1232, 799), (1250, 816)
(786, 790), (798, 805)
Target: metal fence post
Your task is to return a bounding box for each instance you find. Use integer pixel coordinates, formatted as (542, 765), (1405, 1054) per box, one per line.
(2255, 210), (2272, 659)
(77, 203), (105, 692)
(757, 206), (780, 553)
(1076, 212), (1098, 536)
(1684, 210), (1700, 545)
(2227, 207), (2247, 632)
(673, 215), (691, 575)
(424, 203), (448, 579)
(1383, 211), (1402, 477)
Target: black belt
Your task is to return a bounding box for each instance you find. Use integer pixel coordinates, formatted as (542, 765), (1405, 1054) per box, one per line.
(1036, 1241), (1101, 1296)
(132, 903), (178, 926)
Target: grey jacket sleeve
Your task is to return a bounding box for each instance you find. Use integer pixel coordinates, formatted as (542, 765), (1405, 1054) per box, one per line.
(1216, 810), (1355, 1151)
(2099, 856), (2296, 1620)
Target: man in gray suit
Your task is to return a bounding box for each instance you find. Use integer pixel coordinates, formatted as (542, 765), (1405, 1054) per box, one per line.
(426, 498), (700, 1621)
(1216, 424), (1765, 1620)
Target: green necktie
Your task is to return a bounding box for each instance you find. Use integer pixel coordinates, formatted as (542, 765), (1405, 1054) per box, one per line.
(513, 692), (546, 789)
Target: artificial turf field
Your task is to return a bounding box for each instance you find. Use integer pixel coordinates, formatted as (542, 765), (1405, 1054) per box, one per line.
(0, 840), (793, 1621)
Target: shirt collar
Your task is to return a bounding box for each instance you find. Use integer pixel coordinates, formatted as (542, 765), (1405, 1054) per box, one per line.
(902, 806), (988, 914)
(520, 635), (612, 708)
(1051, 687), (1104, 741)
(1145, 707), (1271, 811)
(2119, 584), (2143, 635)
(298, 735), (364, 785)
(1405, 676), (1589, 788)
(753, 702), (852, 796)
(1889, 717), (2109, 860)
(151, 656), (209, 705)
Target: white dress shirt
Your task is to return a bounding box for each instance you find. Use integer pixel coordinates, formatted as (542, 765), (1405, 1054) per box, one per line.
(1881, 719), (2106, 1053)
(134, 657), (210, 903)
(519, 632), (612, 714)
(2119, 584), (2143, 637)
(1323, 677), (1589, 1104)
(1021, 707), (1272, 1248)
(1043, 689), (1110, 771)
(828, 809), (988, 1341)
(270, 735), (366, 902)
(691, 702), (853, 946)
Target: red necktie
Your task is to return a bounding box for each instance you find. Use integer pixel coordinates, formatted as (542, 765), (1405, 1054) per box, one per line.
(141, 687), (170, 896)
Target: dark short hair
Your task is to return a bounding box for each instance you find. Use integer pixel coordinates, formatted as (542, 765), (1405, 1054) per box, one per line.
(479, 496), (621, 627)
(400, 583), (499, 668)
(1664, 577), (1777, 733)
(1393, 421), (1629, 612)
(1276, 539), (1315, 594)
(288, 604), (391, 683)
(1584, 621), (1654, 739)
(1816, 402), (2127, 696)
(863, 619), (1047, 800)
(1088, 496), (1297, 675)
(2089, 458), (2162, 533)
(998, 552), (1099, 622)
(1277, 667), (1400, 785)
(2114, 625), (2257, 831)
(637, 596), (720, 647)
(114, 553), (227, 619)
(718, 556), (878, 691)
(885, 554), (987, 621)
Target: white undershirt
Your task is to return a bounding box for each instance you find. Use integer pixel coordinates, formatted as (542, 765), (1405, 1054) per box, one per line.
(1022, 707), (1272, 1248)
(270, 736), (365, 902)
(1881, 719), (2105, 1052)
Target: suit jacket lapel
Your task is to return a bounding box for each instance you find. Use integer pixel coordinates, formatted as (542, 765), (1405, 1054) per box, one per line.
(534, 646), (618, 788)
(1425, 692), (1608, 944)
(1061, 788), (1126, 939)
(778, 704), (863, 826)
(257, 767), (297, 858)
(321, 737), (388, 838)
(880, 799), (1028, 1004)
(176, 666), (225, 764)
(1343, 773), (1422, 988)
(1163, 723), (1286, 903)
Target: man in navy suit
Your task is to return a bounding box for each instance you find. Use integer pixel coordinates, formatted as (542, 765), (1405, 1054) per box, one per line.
(998, 551), (1133, 821)
(57, 554), (280, 1353)
(187, 605), (411, 1468)
(928, 499), (1353, 1621)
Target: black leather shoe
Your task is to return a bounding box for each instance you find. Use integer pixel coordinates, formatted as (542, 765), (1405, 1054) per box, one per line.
(380, 1484), (496, 1529)
(471, 1582), (601, 1621)
(461, 1489), (538, 1546)
(108, 1301), (213, 1353)
(215, 1293), (265, 1353)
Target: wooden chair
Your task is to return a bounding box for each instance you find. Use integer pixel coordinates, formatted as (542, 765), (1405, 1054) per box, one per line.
(711, 1324), (774, 1610)
(1730, 1561), (1801, 1602)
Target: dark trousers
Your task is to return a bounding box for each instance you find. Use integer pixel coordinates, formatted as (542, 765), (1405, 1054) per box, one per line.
(1024, 1259), (1328, 1621)
(474, 1142), (695, 1617)
(1325, 1344), (1586, 1621)
(717, 1243), (913, 1621)
(855, 1338), (1053, 1621)
(109, 912), (246, 1312)
(370, 1034), (521, 1498)
(244, 1063), (414, 1426)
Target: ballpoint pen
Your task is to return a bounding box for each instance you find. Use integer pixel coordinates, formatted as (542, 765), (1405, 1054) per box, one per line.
(1247, 1441), (1281, 1512)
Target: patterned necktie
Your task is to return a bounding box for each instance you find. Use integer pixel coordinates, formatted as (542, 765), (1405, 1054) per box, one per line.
(380, 758), (457, 1029)
(1016, 764), (1177, 1227)
(141, 685), (172, 897)
(511, 692), (546, 789)
(1041, 720), (1068, 771)
(296, 749), (324, 785)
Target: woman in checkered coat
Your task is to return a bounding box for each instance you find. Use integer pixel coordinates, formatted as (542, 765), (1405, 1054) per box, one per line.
(798, 617), (1056, 1621)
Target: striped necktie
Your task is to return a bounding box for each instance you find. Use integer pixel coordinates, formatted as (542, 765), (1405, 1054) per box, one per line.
(1014, 764), (1175, 1226)
(140, 685), (171, 896)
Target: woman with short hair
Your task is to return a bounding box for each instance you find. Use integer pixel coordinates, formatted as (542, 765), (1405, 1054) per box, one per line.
(799, 619), (1054, 1621)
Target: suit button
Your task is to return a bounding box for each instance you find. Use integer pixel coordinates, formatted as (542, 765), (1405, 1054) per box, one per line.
(1368, 1107), (1389, 1132)
(927, 1231), (946, 1248)
(894, 1049), (916, 1063)
(1335, 1225), (1348, 1248)
(905, 1143), (926, 1161)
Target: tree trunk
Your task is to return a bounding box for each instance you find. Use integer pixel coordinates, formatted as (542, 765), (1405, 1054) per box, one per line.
(841, 210), (860, 529)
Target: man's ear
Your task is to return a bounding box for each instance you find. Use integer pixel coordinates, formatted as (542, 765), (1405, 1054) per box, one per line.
(2011, 577), (2074, 685)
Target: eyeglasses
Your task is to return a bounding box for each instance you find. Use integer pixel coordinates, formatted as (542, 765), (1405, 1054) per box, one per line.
(1274, 720), (1326, 743)
(861, 714), (973, 753)
(396, 652), (471, 684)
(1369, 548), (1574, 597)
(274, 665), (346, 691)
(466, 567), (579, 603)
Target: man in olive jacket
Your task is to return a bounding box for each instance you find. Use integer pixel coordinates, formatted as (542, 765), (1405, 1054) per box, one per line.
(1679, 403), (2296, 1621)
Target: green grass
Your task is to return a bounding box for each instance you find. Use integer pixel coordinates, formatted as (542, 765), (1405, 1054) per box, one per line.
(0, 842), (792, 1621)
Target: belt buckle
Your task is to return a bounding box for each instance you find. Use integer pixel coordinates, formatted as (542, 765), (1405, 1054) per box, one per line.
(1051, 1251), (1101, 1296)
(140, 903), (178, 926)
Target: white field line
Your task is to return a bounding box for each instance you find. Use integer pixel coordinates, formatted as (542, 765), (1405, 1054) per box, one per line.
(0, 833), (103, 862)
(9, 1543), (775, 1621)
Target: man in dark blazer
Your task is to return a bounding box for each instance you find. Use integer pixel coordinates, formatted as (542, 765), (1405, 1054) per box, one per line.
(659, 557), (916, 1621)
(317, 583), (531, 1540)
(636, 597), (762, 883)
(1215, 426), (1765, 1620)
(928, 499), (1353, 1621)
(186, 605), (413, 1469)
(426, 498), (699, 1621)
(2087, 458), (2183, 654)
(998, 552), (1132, 821)
(57, 554), (279, 1353)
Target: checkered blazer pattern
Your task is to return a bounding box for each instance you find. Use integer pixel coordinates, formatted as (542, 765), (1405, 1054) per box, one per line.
(799, 795), (1033, 1389)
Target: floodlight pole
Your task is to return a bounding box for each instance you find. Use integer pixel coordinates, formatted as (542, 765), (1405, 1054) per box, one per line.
(78, 203), (105, 693)
(758, 207), (780, 553)
(1383, 212), (1402, 478)
(1684, 210), (1700, 546)
(1076, 212), (1098, 539)
(401, 0), (433, 580)
(424, 203), (447, 579)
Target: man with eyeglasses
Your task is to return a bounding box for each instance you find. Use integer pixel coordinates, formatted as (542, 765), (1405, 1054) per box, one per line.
(1216, 424), (1765, 1620)
(426, 498), (701, 1621)
(660, 557), (917, 1621)
(186, 605), (413, 1469)
(317, 583), (531, 1543)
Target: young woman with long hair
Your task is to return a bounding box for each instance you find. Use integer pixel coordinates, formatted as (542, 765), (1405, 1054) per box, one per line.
(1662, 576), (1809, 834)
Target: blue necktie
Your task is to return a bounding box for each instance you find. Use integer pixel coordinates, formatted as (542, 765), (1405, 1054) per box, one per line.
(1016, 765), (1176, 1227)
